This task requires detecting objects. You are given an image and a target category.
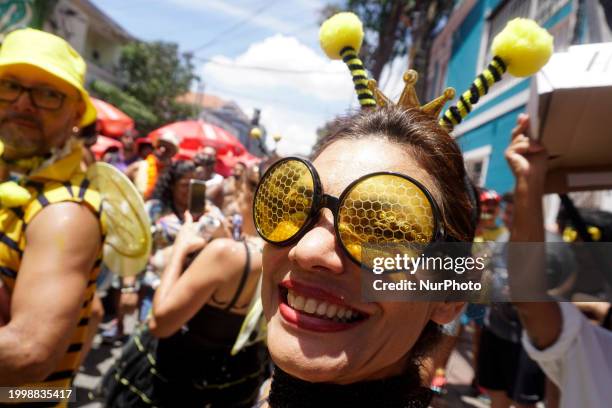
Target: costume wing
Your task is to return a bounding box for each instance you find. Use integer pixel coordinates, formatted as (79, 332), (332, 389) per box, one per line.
(231, 276), (267, 355)
(87, 162), (152, 277)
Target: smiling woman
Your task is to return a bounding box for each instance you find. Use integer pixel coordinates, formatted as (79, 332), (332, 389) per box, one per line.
(244, 12), (481, 406)
(255, 105), (477, 407)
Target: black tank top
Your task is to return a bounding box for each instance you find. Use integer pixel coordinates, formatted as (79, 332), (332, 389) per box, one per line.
(158, 240), (251, 352)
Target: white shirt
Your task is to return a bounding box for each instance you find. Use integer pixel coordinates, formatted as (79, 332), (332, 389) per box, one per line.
(522, 302), (612, 408)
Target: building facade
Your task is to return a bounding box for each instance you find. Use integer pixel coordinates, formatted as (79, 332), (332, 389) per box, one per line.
(43, 0), (134, 86)
(0, 0), (133, 87)
(182, 91), (269, 157)
(427, 0), (611, 193)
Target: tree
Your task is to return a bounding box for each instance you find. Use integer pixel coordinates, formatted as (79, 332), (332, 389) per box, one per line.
(110, 41), (200, 133)
(89, 80), (158, 131)
(322, 0), (454, 100)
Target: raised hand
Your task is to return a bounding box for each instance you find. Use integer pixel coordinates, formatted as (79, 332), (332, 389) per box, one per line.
(173, 211), (207, 255)
(505, 113), (548, 185)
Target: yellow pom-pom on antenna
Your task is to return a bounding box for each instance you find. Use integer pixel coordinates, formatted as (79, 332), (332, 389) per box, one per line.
(319, 12), (364, 60)
(491, 18), (553, 77)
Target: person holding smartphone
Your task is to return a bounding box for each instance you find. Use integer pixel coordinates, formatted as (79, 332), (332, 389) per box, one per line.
(102, 163), (267, 407)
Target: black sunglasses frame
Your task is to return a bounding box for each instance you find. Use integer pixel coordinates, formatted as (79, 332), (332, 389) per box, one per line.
(253, 157), (447, 266)
(0, 79), (68, 110)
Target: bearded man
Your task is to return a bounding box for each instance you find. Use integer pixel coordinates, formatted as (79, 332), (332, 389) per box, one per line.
(0, 28), (105, 399)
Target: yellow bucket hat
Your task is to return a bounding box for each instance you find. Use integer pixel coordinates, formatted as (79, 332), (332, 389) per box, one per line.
(0, 28), (96, 126)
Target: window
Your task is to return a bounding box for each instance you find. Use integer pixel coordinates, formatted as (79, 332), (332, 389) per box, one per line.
(467, 161), (484, 184)
(536, 0), (570, 23)
(463, 145), (492, 187)
(487, 0), (533, 52)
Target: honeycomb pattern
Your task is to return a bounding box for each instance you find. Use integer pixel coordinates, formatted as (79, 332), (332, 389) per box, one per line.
(338, 174), (435, 262)
(254, 160), (314, 242)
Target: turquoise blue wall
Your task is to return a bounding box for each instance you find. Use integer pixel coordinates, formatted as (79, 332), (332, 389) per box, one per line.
(543, 1), (574, 30)
(446, 1), (486, 93)
(458, 106), (524, 193)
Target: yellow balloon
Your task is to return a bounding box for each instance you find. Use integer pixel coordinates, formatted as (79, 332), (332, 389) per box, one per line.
(250, 127), (262, 140)
(273, 134), (282, 142)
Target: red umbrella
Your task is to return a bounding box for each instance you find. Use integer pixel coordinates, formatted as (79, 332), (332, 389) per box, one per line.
(149, 120), (244, 154)
(148, 120), (251, 176)
(92, 98), (134, 138)
(216, 151), (261, 177)
(91, 135), (123, 160)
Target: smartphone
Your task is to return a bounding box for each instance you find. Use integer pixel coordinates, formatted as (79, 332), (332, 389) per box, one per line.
(188, 179), (207, 218)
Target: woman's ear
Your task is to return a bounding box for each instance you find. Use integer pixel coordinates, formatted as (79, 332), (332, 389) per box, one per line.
(430, 302), (465, 325)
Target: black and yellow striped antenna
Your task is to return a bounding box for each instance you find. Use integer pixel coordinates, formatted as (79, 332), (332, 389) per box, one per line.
(340, 45), (376, 108)
(441, 18), (553, 132)
(319, 14), (553, 130)
(319, 12), (456, 115)
(319, 12), (376, 108)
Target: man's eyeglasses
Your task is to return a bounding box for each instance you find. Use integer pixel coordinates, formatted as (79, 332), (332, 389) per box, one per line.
(253, 157), (446, 266)
(0, 79), (67, 110)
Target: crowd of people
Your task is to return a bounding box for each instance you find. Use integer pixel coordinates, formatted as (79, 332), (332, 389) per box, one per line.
(0, 14), (611, 408)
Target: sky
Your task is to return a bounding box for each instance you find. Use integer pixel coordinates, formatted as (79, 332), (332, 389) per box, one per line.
(91, 0), (408, 156)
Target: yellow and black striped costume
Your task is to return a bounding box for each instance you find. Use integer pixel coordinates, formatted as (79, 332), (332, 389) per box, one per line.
(0, 148), (105, 407)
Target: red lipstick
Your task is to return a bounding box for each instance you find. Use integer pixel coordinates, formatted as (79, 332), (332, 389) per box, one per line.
(278, 280), (368, 333)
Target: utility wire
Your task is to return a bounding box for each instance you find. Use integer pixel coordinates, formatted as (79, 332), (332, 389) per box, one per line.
(194, 56), (345, 75)
(205, 85), (349, 115)
(190, 0), (280, 53)
(196, 5), (319, 49)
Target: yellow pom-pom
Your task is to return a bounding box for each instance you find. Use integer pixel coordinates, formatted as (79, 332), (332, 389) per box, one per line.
(319, 12), (364, 60)
(491, 18), (553, 77)
(0, 181), (31, 207)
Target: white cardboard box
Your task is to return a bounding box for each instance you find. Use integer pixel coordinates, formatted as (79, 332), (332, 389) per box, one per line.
(527, 42), (612, 193)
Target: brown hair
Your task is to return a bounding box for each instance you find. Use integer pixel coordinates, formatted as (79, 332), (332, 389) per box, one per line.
(313, 106), (476, 242)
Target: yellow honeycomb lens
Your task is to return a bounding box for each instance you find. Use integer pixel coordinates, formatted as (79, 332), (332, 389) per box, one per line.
(254, 160), (314, 243)
(338, 174), (435, 262)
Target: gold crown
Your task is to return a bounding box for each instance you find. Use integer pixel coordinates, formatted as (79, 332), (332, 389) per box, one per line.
(367, 70), (456, 119)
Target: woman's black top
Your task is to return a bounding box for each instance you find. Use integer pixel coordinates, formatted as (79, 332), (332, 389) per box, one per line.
(266, 365), (433, 408)
(103, 240), (267, 408)
(159, 239), (251, 351)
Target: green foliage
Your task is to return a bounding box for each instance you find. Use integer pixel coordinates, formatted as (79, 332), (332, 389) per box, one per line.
(89, 40), (200, 133)
(89, 80), (158, 131)
(347, 0), (411, 73)
(324, 0), (454, 98)
(118, 41), (199, 127)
